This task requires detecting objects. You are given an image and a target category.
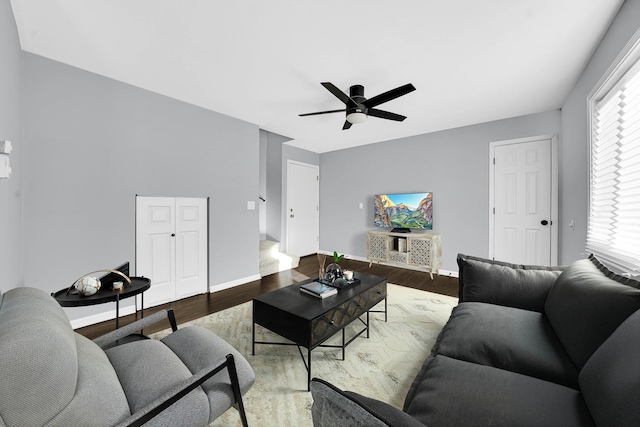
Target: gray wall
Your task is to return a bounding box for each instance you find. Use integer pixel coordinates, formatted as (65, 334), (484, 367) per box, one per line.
(0, 0), (23, 291)
(265, 131), (287, 242)
(262, 131), (319, 248)
(21, 53), (260, 321)
(319, 110), (561, 272)
(560, 0), (640, 264)
(259, 130), (268, 239)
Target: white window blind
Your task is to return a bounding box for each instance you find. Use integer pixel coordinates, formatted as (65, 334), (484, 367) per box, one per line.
(587, 57), (640, 272)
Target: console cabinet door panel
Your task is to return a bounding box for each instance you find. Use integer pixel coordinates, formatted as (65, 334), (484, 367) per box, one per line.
(367, 233), (388, 262)
(408, 237), (432, 268)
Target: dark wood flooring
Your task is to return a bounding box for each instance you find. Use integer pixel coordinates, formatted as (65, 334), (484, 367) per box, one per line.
(77, 256), (459, 340)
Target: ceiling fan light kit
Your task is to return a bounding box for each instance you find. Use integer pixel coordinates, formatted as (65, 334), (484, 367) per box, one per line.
(300, 82), (416, 130)
(346, 111), (367, 124)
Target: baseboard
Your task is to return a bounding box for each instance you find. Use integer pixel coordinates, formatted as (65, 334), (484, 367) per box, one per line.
(209, 274), (262, 294)
(69, 305), (136, 330)
(69, 274), (262, 329)
(319, 251), (459, 278)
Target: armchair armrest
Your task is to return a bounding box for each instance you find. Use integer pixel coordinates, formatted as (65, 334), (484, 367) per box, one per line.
(93, 309), (177, 348)
(311, 378), (425, 427)
(457, 253), (565, 312)
(114, 354), (248, 427)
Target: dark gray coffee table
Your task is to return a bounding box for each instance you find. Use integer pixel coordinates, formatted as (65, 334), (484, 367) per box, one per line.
(252, 272), (387, 390)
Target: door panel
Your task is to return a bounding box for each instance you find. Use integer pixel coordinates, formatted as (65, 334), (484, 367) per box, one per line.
(136, 197), (176, 307)
(287, 161), (319, 256)
(175, 198), (208, 299)
(493, 139), (552, 265)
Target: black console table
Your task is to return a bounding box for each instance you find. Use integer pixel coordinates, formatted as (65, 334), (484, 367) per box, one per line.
(52, 277), (150, 329)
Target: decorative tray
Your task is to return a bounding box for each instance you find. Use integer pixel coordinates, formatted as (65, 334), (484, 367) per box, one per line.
(318, 277), (361, 291)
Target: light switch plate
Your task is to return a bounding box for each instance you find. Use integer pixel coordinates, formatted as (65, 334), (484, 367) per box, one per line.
(0, 154), (11, 178)
(247, 201), (256, 210)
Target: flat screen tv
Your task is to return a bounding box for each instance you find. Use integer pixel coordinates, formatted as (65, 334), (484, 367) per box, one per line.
(374, 192), (433, 232)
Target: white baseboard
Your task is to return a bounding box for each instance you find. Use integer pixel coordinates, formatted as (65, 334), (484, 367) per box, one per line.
(68, 260), (456, 329)
(320, 251), (459, 278)
(209, 274), (262, 294)
(69, 305), (136, 330)
(68, 274), (262, 329)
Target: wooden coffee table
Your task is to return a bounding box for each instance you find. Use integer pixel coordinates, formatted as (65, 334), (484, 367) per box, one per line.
(252, 272), (387, 390)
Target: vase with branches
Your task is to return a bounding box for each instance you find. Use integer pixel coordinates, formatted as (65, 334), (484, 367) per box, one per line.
(324, 251), (345, 283)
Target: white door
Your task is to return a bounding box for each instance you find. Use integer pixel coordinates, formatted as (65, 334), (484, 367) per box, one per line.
(136, 196), (208, 308)
(491, 138), (555, 265)
(287, 161), (319, 256)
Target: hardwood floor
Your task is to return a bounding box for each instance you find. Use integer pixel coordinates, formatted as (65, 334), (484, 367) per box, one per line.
(76, 255), (459, 340)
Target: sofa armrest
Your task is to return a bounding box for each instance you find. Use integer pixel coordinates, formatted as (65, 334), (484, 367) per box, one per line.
(115, 354), (248, 427)
(310, 378), (425, 427)
(93, 309), (177, 348)
(457, 254), (565, 312)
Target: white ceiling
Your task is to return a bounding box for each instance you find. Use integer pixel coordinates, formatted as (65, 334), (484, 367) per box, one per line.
(10, 0), (624, 153)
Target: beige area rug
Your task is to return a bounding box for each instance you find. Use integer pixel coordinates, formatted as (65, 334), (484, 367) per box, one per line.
(152, 284), (458, 426)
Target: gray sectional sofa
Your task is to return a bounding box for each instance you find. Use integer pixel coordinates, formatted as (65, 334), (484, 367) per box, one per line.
(0, 287), (255, 427)
(311, 253), (640, 427)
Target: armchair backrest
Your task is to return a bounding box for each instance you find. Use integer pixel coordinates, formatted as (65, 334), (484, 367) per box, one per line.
(0, 287), (130, 426)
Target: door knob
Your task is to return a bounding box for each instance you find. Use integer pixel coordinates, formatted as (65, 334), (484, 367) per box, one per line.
(540, 220), (549, 226)
(290, 214), (295, 218)
(171, 233), (176, 237)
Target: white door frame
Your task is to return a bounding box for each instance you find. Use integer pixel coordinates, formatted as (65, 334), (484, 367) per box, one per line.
(488, 135), (559, 265)
(135, 195), (209, 309)
(285, 160), (320, 255)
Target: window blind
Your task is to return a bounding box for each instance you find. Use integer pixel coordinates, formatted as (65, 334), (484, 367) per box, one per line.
(587, 58), (640, 272)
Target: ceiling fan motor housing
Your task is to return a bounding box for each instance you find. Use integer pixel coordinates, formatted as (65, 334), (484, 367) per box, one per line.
(347, 84), (367, 121)
(349, 85), (366, 108)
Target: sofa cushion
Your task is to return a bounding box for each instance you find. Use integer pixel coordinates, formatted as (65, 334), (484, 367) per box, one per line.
(544, 255), (640, 369)
(0, 288), (79, 427)
(105, 339), (210, 427)
(579, 309), (640, 427)
(431, 302), (579, 388)
(457, 253), (564, 312)
(404, 355), (595, 427)
(310, 378), (425, 427)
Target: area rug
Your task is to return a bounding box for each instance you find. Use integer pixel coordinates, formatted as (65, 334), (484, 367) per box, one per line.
(152, 284), (458, 426)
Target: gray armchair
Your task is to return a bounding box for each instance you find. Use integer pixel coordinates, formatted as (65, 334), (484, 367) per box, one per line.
(0, 287), (254, 427)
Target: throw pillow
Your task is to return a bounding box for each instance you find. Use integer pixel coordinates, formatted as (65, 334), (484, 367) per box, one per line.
(457, 253), (564, 312)
(545, 254), (640, 369)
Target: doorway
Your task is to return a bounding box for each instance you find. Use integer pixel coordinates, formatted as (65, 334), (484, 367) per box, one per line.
(286, 160), (319, 256)
(135, 196), (209, 308)
(489, 136), (558, 265)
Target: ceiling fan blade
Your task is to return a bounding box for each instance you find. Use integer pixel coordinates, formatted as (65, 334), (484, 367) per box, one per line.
(368, 108), (407, 122)
(299, 109), (346, 117)
(362, 83), (416, 108)
(342, 120), (352, 130)
(321, 82), (359, 108)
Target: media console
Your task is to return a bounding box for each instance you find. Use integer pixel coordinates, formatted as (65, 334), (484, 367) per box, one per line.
(367, 231), (442, 279)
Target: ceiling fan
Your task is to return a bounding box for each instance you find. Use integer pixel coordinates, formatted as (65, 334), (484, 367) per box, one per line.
(299, 82), (416, 130)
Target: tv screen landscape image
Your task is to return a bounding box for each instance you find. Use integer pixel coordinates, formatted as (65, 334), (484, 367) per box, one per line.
(374, 192), (433, 230)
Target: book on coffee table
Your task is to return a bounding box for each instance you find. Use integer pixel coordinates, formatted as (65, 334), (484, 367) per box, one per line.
(300, 281), (338, 299)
